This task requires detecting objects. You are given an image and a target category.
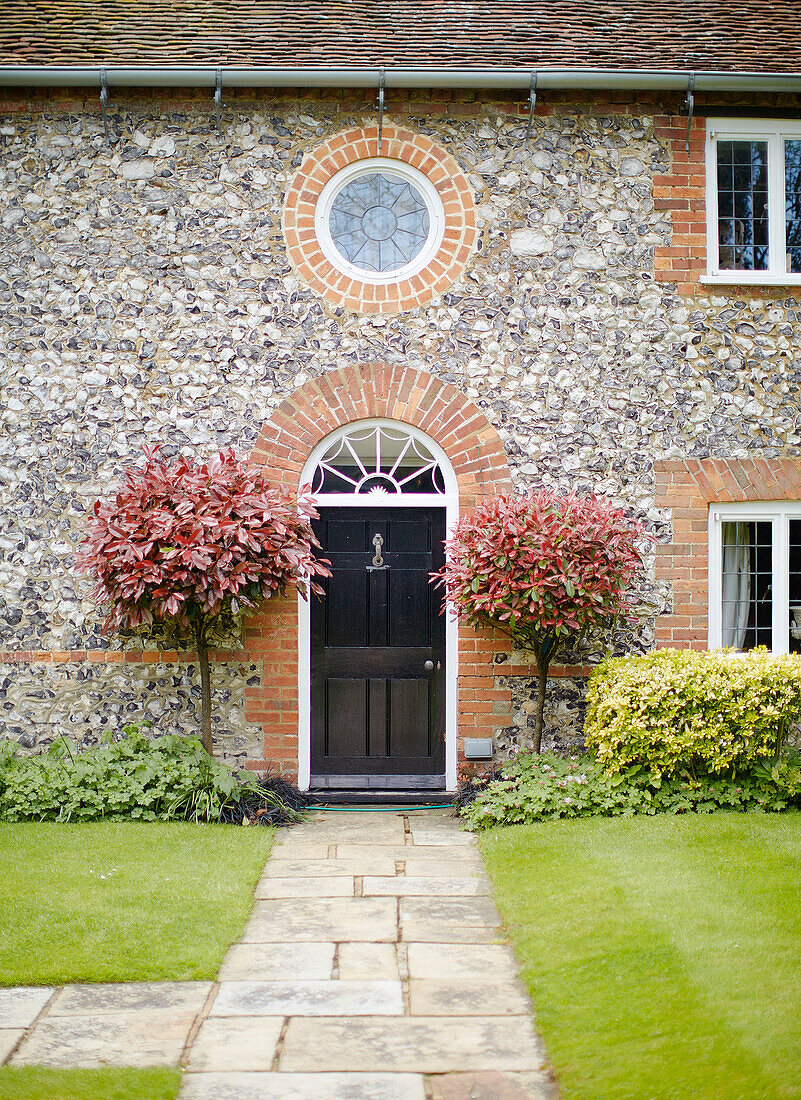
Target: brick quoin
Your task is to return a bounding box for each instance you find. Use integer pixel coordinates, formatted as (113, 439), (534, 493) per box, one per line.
(247, 362), (515, 778)
(654, 457), (801, 649)
(282, 123), (477, 315)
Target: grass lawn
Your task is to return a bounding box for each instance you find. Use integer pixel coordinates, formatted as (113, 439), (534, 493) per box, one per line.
(0, 1067), (180, 1100)
(479, 813), (801, 1100)
(0, 822), (273, 986)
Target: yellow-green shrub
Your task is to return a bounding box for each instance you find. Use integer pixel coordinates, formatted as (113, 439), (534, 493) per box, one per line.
(585, 648), (801, 777)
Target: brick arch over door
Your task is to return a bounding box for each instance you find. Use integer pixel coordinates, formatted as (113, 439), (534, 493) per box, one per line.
(241, 363), (513, 777)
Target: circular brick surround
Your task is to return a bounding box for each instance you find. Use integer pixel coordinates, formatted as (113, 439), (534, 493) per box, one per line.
(283, 123), (477, 313)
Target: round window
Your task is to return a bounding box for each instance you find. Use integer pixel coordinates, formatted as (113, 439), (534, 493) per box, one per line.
(314, 159), (445, 285)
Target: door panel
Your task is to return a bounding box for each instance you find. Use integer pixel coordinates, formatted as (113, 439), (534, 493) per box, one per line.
(311, 507), (446, 784)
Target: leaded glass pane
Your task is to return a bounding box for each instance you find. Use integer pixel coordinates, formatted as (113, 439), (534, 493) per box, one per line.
(785, 140), (801, 274)
(721, 520), (772, 650)
(716, 140), (769, 270)
(329, 173), (431, 274)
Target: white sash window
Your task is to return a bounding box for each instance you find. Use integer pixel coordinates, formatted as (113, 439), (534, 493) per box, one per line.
(709, 503), (801, 653)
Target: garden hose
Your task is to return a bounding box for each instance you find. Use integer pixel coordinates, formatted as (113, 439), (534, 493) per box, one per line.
(313, 804), (454, 812)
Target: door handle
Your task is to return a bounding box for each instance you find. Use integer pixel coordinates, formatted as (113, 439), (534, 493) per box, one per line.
(424, 660), (434, 671)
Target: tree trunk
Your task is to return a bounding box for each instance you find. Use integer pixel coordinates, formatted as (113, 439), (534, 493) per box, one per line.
(532, 645), (550, 755)
(193, 615), (214, 756)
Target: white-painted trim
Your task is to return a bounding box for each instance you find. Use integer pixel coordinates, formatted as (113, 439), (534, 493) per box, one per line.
(705, 117), (801, 284)
(296, 418), (459, 792)
(708, 500), (801, 653)
(313, 158), (446, 286)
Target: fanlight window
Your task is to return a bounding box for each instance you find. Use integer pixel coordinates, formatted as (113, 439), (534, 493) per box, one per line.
(311, 425), (446, 496)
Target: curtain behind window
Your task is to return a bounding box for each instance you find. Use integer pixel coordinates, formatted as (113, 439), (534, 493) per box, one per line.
(721, 521), (752, 649)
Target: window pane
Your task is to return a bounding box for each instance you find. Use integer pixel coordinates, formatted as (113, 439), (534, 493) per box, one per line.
(717, 141), (769, 270)
(721, 521), (772, 650)
(785, 140), (801, 274)
(328, 172), (430, 274)
(790, 520), (801, 654)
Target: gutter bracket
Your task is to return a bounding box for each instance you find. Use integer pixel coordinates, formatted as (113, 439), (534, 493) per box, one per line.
(99, 66), (111, 143)
(684, 72), (695, 153)
(376, 67), (385, 153)
(524, 72), (538, 148)
(214, 68), (224, 130)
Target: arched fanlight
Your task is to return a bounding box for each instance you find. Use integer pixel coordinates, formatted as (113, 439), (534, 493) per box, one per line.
(311, 424), (446, 496)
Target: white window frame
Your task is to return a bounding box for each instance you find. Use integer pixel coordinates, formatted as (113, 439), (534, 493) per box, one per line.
(314, 158), (445, 285)
(708, 501), (801, 653)
(703, 117), (801, 286)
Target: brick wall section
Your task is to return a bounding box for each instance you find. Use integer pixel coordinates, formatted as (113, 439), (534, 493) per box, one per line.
(652, 113), (707, 295)
(283, 122), (477, 314)
(654, 457), (801, 648)
(247, 361), (514, 771)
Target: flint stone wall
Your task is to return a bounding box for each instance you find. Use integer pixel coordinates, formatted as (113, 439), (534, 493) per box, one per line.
(1, 92), (800, 754)
(0, 659), (264, 763)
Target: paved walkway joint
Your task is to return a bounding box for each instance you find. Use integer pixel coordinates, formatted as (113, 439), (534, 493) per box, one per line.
(0, 810), (557, 1098)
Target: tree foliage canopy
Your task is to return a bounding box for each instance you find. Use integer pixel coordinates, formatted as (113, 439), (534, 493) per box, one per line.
(78, 446), (329, 633)
(435, 491), (649, 751)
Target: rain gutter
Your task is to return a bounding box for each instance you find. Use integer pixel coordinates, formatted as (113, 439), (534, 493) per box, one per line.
(0, 66), (800, 93)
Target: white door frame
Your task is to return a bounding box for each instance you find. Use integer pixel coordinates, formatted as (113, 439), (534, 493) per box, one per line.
(296, 418), (459, 792)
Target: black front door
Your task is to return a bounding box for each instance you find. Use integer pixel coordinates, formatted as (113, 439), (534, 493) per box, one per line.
(311, 507), (446, 790)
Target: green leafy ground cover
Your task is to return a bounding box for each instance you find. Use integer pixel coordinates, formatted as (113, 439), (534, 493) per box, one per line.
(0, 1068), (180, 1100)
(480, 814), (801, 1100)
(0, 822), (273, 986)
(462, 750), (801, 829)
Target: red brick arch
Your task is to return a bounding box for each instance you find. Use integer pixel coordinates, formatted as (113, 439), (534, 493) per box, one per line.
(249, 362), (510, 508)
(241, 363), (513, 777)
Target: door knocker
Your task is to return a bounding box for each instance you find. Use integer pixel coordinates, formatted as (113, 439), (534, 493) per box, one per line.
(371, 533), (385, 567)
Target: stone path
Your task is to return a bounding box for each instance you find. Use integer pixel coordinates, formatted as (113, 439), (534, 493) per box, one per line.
(1, 810), (556, 1099)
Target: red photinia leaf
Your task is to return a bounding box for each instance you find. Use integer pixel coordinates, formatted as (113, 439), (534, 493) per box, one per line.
(432, 490), (652, 658)
(77, 446), (331, 633)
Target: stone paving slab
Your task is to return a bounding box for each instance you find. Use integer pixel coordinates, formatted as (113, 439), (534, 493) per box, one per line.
(0, 987), (54, 1029)
(337, 844), (482, 862)
(12, 1006), (196, 1068)
(398, 856), (487, 876)
(0, 1030), (24, 1062)
(50, 981), (212, 1017)
(212, 979), (404, 1017)
(407, 943), (521, 981)
(429, 1070), (554, 1100)
(269, 841), (331, 859)
(181, 1071), (427, 1100)
(261, 858), (396, 878)
(288, 820), (406, 842)
(400, 896), (503, 943)
(218, 942), (335, 981)
(255, 876), (355, 898)
(280, 1016), (546, 1073)
(186, 1017), (284, 1072)
(363, 875), (490, 896)
(242, 897), (398, 943)
(409, 978), (531, 1016)
(408, 828), (477, 846)
(338, 942), (398, 981)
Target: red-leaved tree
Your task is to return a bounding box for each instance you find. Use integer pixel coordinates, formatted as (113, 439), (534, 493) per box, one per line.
(78, 446), (330, 755)
(435, 491), (649, 752)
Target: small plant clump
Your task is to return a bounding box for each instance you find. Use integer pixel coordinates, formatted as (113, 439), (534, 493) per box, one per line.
(461, 750), (801, 830)
(0, 729), (307, 826)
